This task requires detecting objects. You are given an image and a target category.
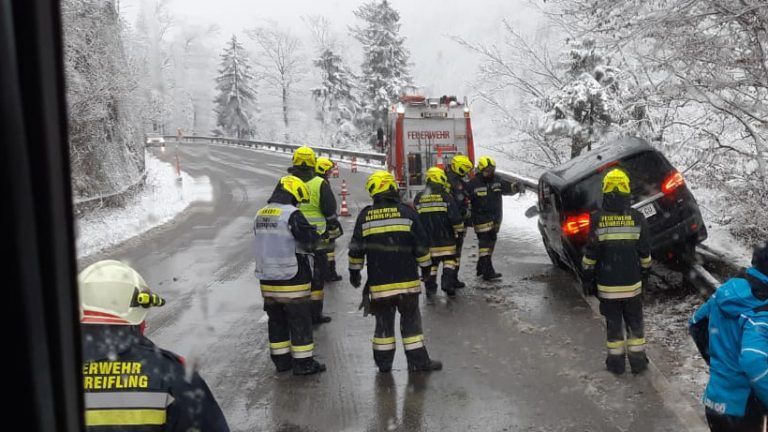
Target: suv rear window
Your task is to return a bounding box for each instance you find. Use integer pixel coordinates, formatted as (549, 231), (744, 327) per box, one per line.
(562, 151), (674, 210)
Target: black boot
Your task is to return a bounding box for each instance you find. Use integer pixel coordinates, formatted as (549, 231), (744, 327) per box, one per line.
(455, 280), (466, 289)
(408, 359), (443, 372)
(293, 358), (327, 375)
(425, 280), (437, 299)
(442, 269), (456, 297)
(628, 352), (648, 374)
(606, 354), (626, 375)
(313, 315), (332, 324)
(325, 269), (343, 282)
(272, 354), (292, 373)
(482, 257), (502, 281)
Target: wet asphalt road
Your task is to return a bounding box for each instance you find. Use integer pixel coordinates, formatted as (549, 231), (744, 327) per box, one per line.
(86, 142), (701, 431)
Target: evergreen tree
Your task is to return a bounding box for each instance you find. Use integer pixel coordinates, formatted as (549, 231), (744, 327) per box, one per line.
(213, 35), (257, 138)
(311, 48), (360, 147)
(351, 0), (413, 132)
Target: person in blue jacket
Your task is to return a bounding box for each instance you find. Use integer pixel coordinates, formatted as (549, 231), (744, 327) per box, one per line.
(689, 241), (768, 431)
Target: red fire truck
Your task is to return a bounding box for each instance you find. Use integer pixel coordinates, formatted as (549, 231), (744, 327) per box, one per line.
(386, 95), (475, 200)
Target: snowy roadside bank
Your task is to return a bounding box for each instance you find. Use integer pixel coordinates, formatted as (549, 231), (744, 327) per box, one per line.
(76, 152), (212, 258)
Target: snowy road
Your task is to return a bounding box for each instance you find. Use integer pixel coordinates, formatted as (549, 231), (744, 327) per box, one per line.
(87, 142), (704, 431)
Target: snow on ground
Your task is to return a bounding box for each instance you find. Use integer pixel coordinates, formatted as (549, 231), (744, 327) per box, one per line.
(498, 190), (541, 246)
(691, 185), (754, 267)
(76, 152), (212, 258)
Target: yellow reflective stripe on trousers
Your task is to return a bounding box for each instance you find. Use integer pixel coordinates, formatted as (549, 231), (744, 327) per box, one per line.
(474, 222), (494, 233)
(431, 246), (456, 257)
(640, 256), (652, 268)
(416, 253), (432, 267)
(370, 280), (422, 299)
(363, 225), (412, 236)
(261, 283), (311, 293)
(270, 340), (291, 355)
(598, 233), (641, 241)
(627, 338), (646, 352)
(291, 343), (314, 358)
(453, 223), (465, 233)
(373, 336), (396, 351)
(443, 259), (457, 269)
(403, 334), (425, 350)
(582, 256), (597, 266)
(606, 340), (625, 355)
(479, 248), (492, 257)
(86, 409), (166, 426)
(311, 290), (324, 300)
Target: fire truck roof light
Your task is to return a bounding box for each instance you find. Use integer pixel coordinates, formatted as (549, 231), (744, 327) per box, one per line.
(463, 106), (470, 113)
(396, 103), (405, 114)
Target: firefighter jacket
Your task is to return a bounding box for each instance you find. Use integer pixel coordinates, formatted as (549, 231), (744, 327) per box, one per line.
(289, 166), (339, 240)
(446, 171), (470, 224)
(581, 198), (652, 299)
(414, 183), (464, 257)
(689, 267), (768, 417)
(349, 194), (432, 300)
(466, 174), (520, 233)
(82, 325), (229, 431)
(254, 188), (319, 300)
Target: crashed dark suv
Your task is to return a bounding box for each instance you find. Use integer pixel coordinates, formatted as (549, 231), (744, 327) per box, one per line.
(532, 137), (707, 276)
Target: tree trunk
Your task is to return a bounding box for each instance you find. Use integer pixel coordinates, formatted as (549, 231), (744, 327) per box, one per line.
(282, 86), (289, 131)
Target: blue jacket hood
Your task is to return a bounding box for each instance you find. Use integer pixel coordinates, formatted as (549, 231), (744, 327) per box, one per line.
(716, 267), (768, 318)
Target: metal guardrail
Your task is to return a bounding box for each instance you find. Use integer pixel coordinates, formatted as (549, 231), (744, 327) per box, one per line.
(496, 169), (538, 190)
(165, 135), (387, 166)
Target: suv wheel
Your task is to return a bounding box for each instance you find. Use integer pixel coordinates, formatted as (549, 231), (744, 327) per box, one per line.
(543, 238), (568, 270)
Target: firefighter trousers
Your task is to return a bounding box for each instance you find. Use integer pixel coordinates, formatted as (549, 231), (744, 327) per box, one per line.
(599, 296), (647, 372)
(371, 294), (432, 371)
(326, 241), (339, 277)
(311, 250), (328, 320)
(425, 255), (457, 295)
(264, 298), (315, 371)
(475, 227), (499, 277)
(455, 232), (465, 276)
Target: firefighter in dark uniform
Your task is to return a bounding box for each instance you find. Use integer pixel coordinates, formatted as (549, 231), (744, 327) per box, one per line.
(446, 155), (474, 289)
(466, 156), (522, 281)
(315, 157), (344, 282)
(78, 260), (230, 431)
(581, 168), (652, 375)
(414, 167), (465, 298)
(254, 175), (326, 375)
(349, 171), (443, 373)
(289, 146), (339, 324)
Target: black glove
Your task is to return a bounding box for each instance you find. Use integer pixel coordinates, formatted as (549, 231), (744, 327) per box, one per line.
(420, 266), (432, 282)
(350, 270), (361, 288)
(582, 278), (596, 297)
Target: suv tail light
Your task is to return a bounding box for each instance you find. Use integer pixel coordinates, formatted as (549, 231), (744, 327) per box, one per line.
(563, 212), (590, 237)
(662, 171), (685, 195)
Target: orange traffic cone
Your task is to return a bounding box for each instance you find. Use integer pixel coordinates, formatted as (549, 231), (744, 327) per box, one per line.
(339, 195), (351, 217)
(351, 157), (358, 173)
(340, 179), (348, 196)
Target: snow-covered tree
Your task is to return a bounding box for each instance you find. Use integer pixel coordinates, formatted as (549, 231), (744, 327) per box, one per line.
(213, 36), (257, 138)
(541, 39), (640, 157)
(351, 0), (413, 132)
(247, 24), (305, 140)
(304, 15), (361, 148)
(63, 0), (144, 199)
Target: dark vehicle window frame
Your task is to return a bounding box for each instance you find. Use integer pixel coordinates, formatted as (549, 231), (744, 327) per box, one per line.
(4, 0), (84, 430)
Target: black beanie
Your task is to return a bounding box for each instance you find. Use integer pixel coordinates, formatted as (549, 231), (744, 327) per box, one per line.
(754, 241), (768, 275)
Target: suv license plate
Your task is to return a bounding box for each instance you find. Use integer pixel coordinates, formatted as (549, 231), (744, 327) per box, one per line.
(639, 203), (657, 218)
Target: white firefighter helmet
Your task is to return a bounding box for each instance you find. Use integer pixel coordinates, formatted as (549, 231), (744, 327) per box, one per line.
(78, 260), (163, 325)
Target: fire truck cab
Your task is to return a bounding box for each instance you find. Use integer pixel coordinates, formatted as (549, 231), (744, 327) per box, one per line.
(386, 95), (475, 201)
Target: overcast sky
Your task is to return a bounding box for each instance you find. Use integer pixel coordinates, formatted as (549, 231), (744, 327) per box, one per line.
(120, 0), (547, 97)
